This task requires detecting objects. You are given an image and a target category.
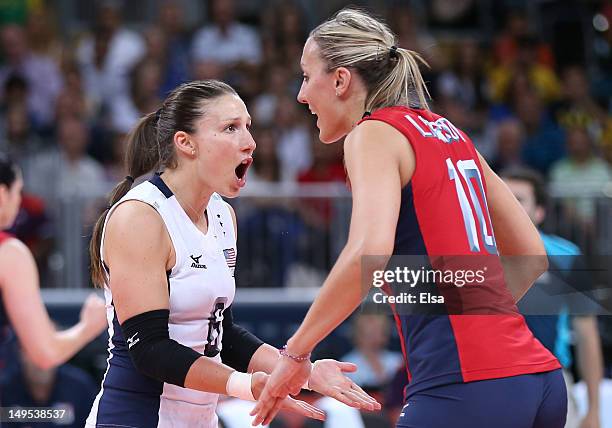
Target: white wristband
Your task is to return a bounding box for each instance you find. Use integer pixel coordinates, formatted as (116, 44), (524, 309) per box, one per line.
(226, 371), (255, 401)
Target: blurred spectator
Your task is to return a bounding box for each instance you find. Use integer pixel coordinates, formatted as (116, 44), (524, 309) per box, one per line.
(76, 0), (145, 114)
(25, 116), (107, 214)
(59, 61), (97, 123)
(25, 5), (64, 66)
(489, 118), (526, 172)
(103, 131), (128, 184)
(154, 0), (191, 95)
(236, 127), (304, 288)
(110, 57), (163, 133)
(503, 168), (604, 428)
(556, 65), (608, 142)
(275, 95), (312, 183)
(0, 24), (63, 130)
(387, 5), (438, 67)
(252, 64), (293, 126)
(10, 192), (53, 277)
(0, 73), (28, 111)
(296, 139), (345, 274)
(428, 0), (479, 30)
(493, 9), (555, 69)
(0, 0), (32, 26)
(341, 313), (403, 390)
(549, 127), (612, 227)
(260, 2), (307, 78)
(490, 34), (561, 104)
(248, 125), (281, 184)
(191, 0), (262, 80)
(1, 347), (98, 428)
(387, 5), (442, 93)
(55, 88), (88, 126)
(437, 39), (488, 115)
(514, 90), (565, 173)
(0, 103), (43, 174)
(298, 140), (345, 228)
(435, 39), (489, 154)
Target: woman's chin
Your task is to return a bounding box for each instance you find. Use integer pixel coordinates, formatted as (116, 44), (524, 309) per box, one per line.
(221, 185), (241, 199)
(319, 131), (343, 144)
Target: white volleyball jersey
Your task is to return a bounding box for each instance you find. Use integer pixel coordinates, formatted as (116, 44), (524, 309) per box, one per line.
(86, 174), (237, 428)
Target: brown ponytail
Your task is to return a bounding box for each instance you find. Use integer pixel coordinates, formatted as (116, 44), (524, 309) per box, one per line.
(89, 80), (238, 287)
(90, 112), (161, 287)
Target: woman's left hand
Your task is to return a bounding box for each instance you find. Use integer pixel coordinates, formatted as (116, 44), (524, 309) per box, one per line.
(308, 359), (381, 411)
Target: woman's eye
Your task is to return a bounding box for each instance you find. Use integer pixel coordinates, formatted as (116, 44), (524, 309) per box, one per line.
(226, 124), (237, 132)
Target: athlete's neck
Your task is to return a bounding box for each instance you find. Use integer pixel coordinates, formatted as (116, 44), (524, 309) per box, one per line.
(161, 170), (211, 224)
(344, 92), (367, 133)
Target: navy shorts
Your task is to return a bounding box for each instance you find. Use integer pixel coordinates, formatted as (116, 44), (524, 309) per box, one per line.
(396, 369), (567, 428)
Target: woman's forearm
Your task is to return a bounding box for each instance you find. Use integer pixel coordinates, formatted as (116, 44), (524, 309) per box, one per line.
(184, 357), (235, 395)
(247, 344), (281, 374)
(41, 322), (101, 368)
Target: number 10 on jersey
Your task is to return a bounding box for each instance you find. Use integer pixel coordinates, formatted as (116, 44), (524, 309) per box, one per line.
(447, 158), (497, 255)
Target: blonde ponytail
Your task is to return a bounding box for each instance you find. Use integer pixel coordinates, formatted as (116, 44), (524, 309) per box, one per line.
(310, 8), (430, 111)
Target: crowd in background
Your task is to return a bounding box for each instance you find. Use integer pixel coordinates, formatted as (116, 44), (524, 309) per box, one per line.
(0, 1), (612, 427)
(0, 0), (611, 289)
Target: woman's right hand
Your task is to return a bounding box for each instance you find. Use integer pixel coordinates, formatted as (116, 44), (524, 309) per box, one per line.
(251, 372), (325, 422)
(79, 293), (107, 337)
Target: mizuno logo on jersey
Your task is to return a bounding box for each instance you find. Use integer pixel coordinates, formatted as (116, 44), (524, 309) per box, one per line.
(190, 254), (207, 269)
(127, 332), (140, 349)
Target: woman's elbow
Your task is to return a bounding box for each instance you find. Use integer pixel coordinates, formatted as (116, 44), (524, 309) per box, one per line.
(350, 235), (395, 258)
(27, 348), (60, 370)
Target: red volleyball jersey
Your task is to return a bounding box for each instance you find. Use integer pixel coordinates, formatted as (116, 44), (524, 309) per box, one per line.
(0, 231), (12, 245)
(359, 107), (560, 397)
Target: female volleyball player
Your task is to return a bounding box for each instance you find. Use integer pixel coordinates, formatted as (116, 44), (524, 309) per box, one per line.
(0, 154), (106, 376)
(86, 80), (379, 427)
(253, 9), (567, 428)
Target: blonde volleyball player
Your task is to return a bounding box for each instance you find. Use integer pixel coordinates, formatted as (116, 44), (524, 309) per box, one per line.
(253, 9), (566, 428)
(86, 81), (379, 427)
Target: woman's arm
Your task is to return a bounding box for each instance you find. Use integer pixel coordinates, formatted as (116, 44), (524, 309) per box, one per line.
(251, 121), (408, 425)
(105, 200), (234, 393)
(0, 238), (106, 370)
(226, 197), (379, 410)
(286, 121), (407, 356)
(105, 200), (325, 421)
(477, 152), (548, 301)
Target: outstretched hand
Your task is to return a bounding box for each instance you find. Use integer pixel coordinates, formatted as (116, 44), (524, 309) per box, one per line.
(308, 359), (381, 411)
(250, 356), (311, 426)
(250, 368), (320, 426)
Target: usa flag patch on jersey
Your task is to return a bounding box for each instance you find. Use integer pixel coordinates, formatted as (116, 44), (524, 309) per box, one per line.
(223, 248), (236, 276)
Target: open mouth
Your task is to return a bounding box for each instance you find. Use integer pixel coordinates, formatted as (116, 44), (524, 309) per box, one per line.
(235, 158), (253, 181)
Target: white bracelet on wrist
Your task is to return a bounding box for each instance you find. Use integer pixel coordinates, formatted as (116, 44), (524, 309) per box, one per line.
(226, 371), (255, 401)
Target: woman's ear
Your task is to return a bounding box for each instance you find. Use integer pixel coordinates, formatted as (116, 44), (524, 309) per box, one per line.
(174, 131), (197, 157)
(334, 67), (352, 97)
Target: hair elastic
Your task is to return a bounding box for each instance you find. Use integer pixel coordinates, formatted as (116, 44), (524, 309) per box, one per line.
(125, 175), (135, 184)
(389, 45), (399, 59)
